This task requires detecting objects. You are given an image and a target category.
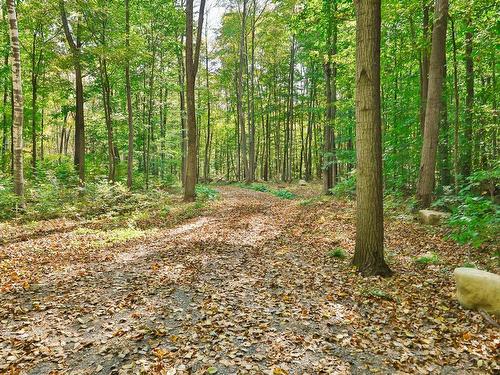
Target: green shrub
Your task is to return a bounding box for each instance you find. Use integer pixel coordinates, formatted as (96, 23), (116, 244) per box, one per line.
(433, 168), (499, 248)
(0, 175), (19, 220)
(328, 247), (347, 259)
(195, 185), (219, 201)
(330, 174), (356, 198)
(272, 189), (295, 200)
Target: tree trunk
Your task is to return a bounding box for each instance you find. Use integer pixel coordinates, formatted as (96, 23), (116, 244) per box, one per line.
(125, 0), (134, 189)
(60, 0), (85, 184)
(462, 16), (474, 178)
(238, 0), (249, 183)
(451, 17), (460, 191)
(7, 0), (24, 201)
(322, 0), (338, 194)
(416, 0), (449, 208)
(184, 0), (206, 201)
(419, 0), (431, 134)
(352, 0), (391, 277)
(203, 14), (211, 182)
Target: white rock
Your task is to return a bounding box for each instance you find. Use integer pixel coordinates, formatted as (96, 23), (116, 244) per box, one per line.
(418, 209), (450, 225)
(298, 179), (307, 186)
(453, 267), (500, 316)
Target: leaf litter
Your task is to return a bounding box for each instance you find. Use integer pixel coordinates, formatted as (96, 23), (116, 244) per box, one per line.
(0, 186), (498, 374)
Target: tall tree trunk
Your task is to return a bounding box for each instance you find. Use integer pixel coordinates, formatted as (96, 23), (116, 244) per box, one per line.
(416, 0), (449, 208)
(31, 30), (38, 170)
(451, 17), (460, 191)
(438, 61), (450, 186)
(248, 0), (257, 182)
(203, 13), (211, 182)
(1, 54), (8, 171)
(238, 0), (249, 183)
(7, 0), (24, 200)
(352, 0), (391, 277)
(184, 0), (206, 201)
(125, 0), (134, 189)
(419, 0), (431, 134)
(462, 16), (474, 178)
(60, 0), (85, 184)
(177, 35), (187, 185)
(322, 0), (338, 194)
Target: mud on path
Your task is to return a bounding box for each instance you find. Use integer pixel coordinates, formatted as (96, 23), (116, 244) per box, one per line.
(0, 186), (497, 374)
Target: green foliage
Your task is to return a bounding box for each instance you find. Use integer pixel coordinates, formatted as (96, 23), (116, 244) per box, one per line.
(327, 247), (347, 259)
(0, 175), (19, 220)
(329, 174), (356, 198)
(433, 169), (499, 248)
(414, 252), (440, 265)
(195, 185), (219, 201)
(272, 189), (295, 200)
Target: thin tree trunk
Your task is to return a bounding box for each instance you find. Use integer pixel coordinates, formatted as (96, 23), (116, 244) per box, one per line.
(238, 0), (249, 183)
(352, 0), (391, 277)
(451, 17), (460, 191)
(125, 0), (134, 189)
(462, 16), (474, 178)
(60, 0), (85, 184)
(416, 0), (449, 208)
(203, 13), (211, 182)
(7, 0), (24, 200)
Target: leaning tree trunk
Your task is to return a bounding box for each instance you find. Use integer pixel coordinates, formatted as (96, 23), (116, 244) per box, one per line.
(7, 0), (24, 201)
(416, 0), (449, 208)
(352, 0), (391, 277)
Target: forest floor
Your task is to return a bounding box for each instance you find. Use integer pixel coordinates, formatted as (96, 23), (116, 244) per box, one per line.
(0, 185), (498, 374)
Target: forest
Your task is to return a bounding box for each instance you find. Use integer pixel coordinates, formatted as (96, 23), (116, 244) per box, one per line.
(0, 0), (498, 373)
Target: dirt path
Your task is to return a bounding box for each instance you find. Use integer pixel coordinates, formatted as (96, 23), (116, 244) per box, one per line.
(0, 187), (497, 374)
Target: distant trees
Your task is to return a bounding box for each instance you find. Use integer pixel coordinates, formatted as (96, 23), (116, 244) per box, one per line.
(0, 0), (496, 222)
(352, 0), (391, 276)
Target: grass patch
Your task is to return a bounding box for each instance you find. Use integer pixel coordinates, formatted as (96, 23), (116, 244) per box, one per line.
(461, 262), (476, 268)
(236, 182), (295, 200)
(327, 247), (347, 259)
(414, 252), (440, 265)
(362, 288), (394, 301)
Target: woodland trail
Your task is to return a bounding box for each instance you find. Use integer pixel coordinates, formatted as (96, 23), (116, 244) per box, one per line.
(0, 187), (498, 374)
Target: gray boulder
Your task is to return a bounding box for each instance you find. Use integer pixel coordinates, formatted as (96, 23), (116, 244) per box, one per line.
(454, 267), (500, 316)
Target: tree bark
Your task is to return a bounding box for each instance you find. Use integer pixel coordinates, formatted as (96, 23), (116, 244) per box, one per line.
(184, 0), (206, 201)
(416, 0), (448, 208)
(7, 0), (24, 200)
(419, 0), (431, 134)
(352, 0), (391, 277)
(462, 16), (474, 178)
(125, 0), (134, 189)
(238, 0), (249, 183)
(60, 0), (85, 184)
